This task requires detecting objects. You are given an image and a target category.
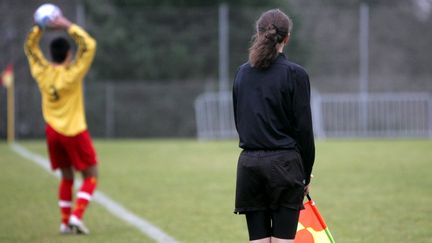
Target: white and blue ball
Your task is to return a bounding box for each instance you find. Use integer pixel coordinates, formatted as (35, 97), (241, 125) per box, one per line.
(34, 3), (62, 28)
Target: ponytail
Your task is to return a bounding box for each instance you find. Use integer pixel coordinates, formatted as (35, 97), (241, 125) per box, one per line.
(248, 9), (292, 69)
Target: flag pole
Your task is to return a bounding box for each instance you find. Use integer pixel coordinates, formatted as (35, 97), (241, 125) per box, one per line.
(308, 193), (336, 243)
(7, 77), (14, 144)
(0, 89), (2, 140)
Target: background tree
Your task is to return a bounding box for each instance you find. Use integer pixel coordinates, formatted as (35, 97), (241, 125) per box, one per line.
(83, 0), (306, 82)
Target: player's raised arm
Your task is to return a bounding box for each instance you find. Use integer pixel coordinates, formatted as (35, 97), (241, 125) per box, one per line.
(49, 16), (97, 80)
(23, 25), (49, 80)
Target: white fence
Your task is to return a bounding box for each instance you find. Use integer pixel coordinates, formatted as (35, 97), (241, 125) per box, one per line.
(195, 91), (432, 140)
(194, 92), (237, 139)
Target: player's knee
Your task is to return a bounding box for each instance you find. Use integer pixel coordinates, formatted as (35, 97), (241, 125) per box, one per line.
(82, 165), (98, 179)
(60, 167), (74, 180)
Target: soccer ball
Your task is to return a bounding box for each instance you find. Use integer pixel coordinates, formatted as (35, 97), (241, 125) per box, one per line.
(34, 3), (62, 28)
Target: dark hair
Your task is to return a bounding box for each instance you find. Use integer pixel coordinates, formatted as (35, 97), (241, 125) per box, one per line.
(249, 9), (293, 69)
(50, 37), (71, 63)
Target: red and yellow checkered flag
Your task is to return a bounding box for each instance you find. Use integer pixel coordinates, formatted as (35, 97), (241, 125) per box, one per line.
(295, 195), (335, 243)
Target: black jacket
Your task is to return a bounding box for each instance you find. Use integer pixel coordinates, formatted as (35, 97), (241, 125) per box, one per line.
(233, 53), (315, 184)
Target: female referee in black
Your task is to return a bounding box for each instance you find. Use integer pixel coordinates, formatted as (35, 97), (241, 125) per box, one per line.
(233, 9), (315, 243)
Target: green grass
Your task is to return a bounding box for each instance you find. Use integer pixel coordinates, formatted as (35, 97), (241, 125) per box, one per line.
(1, 139), (431, 243)
(0, 143), (149, 243)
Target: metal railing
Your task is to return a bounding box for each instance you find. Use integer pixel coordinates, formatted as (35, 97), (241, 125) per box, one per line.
(195, 91), (432, 140)
(194, 92), (236, 140)
(315, 92), (432, 138)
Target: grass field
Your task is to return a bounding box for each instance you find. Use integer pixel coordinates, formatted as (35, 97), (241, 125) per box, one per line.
(0, 139), (431, 243)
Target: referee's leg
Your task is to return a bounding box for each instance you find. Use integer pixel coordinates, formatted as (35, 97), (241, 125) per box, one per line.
(271, 207), (300, 242)
(245, 210), (271, 243)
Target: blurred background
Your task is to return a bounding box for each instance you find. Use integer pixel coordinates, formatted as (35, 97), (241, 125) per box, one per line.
(1, 2), (431, 242)
(0, 0), (431, 139)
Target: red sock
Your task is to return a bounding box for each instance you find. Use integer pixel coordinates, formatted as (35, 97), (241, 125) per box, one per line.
(59, 178), (74, 225)
(72, 177), (97, 219)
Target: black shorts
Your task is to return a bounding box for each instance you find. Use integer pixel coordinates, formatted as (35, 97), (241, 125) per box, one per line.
(234, 149), (305, 214)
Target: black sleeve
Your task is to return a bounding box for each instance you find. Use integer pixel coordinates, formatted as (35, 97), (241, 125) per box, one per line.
(292, 68), (315, 185)
(232, 70), (239, 132)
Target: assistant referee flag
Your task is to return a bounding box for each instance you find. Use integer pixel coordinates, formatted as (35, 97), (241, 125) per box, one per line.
(295, 195), (335, 243)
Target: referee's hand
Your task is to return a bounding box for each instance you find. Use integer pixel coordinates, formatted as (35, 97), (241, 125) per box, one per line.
(304, 174), (313, 196)
(304, 184), (310, 197)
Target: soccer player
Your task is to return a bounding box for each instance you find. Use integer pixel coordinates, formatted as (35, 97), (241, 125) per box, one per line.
(24, 15), (98, 235)
(233, 9), (315, 243)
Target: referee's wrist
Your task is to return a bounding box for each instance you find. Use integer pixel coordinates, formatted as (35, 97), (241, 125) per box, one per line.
(304, 174), (313, 185)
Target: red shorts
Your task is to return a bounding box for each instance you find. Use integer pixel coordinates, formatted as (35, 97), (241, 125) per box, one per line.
(46, 124), (97, 171)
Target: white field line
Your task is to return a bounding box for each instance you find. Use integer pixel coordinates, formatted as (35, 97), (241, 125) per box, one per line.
(10, 143), (179, 243)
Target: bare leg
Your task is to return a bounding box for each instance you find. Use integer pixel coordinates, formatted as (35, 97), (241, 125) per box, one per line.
(251, 237), (271, 243)
(60, 166), (74, 180)
(271, 237), (294, 243)
(81, 165), (98, 179)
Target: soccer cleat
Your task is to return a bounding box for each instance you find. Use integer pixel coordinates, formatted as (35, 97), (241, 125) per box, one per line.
(59, 223), (72, 234)
(68, 215), (90, 235)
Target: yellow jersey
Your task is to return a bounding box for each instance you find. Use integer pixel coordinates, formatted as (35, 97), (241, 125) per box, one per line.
(24, 24), (96, 136)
